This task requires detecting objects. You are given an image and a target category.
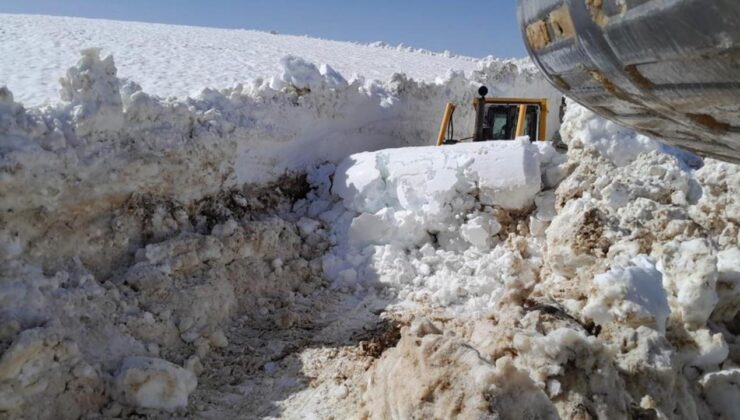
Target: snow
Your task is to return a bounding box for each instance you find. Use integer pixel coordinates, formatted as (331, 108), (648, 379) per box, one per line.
(59, 48), (125, 136)
(700, 369), (740, 419)
(334, 139), (542, 216)
(583, 256), (671, 332)
(0, 14), (488, 106)
(559, 101), (659, 166)
(559, 100), (703, 168)
(658, 238), (719, 328)
(113, 357), (197, 411)
(322, 140), (561, 311)
(0, 13), (739, 420)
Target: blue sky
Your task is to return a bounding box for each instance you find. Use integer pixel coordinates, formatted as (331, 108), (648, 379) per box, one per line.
(0, 0), (526, 58)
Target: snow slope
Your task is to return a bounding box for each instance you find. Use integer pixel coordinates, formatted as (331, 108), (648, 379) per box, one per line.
(0, 14), (490, 106)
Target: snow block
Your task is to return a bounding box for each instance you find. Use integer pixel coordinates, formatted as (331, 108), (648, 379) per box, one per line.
(333, 139), (543, 214)
(330, 139), (544, 250)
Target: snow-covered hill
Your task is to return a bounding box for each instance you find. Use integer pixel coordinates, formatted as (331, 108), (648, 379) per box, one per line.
(0, 14), (497, 106)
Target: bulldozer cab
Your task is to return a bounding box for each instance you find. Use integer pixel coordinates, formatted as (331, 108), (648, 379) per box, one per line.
(478, 101), (542, 140)
(436, 86), (548, 145)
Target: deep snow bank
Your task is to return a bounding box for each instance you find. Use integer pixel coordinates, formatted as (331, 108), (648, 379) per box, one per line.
(0, 49), (560, 275)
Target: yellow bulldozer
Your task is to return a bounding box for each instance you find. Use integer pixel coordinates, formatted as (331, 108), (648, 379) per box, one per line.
(436, 86), (549, 146)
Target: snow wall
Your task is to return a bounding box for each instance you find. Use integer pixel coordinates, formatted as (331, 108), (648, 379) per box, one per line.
(0, 49), (561, 272)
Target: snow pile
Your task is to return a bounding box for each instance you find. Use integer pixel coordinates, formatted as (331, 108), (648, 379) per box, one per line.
(560, 100), (703, 168)
(59, 48), (125, 136)
(354, 105), (739, 419)
(559, 100), (659, 166)
(525, 106), (739, 417)
(320, 139), (568, 312)
(364, 318), (559, 419)
(0, 178), (332, 417)
(269, 56), (347, 91)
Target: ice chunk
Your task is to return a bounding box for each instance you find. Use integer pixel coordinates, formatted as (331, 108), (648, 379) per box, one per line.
(718, 248), (740, 284)
(333, 153), (386, 214)
(460, 213), (501, 250)
(700, 369), (740, 418)
(272, 55), (323, 91)
(114, 357), (197, 412)
(714, 248), (740, 322)
(584, 256), (670, 332)
(689, 329), (729, 368)
(657, 239), (718, 328)
(533, 191), (556, 222)
(319, 64), (348, 89)
(58, 48), (124, 136)
(297, 217), (321, 237)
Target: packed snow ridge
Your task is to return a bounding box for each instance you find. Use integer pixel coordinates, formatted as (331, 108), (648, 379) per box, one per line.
(1, 31), (739, 420)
